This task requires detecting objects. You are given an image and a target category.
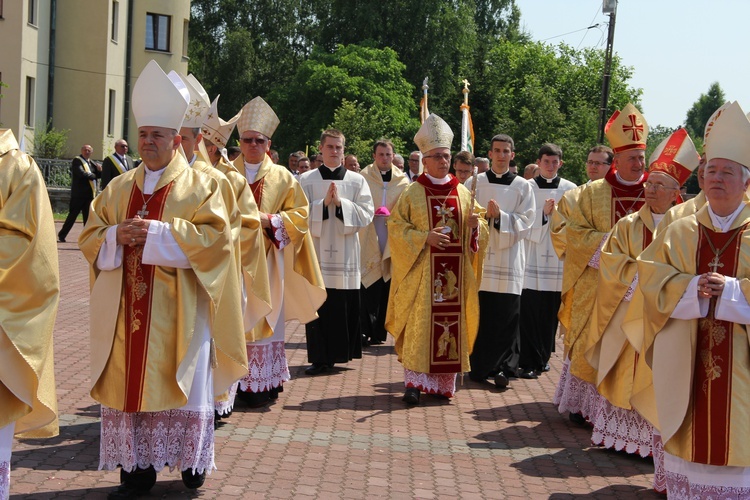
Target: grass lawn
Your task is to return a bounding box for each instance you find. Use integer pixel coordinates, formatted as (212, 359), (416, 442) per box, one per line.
(53, 212), (83, 222)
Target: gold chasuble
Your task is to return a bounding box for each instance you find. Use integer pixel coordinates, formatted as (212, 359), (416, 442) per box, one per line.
(80, 154), (248, 412)
(564, 169), (645, 384)
(585, 206), (655, 409)
(636, 205), (750, 466)
(551, 185), (582, 333)
(386, 176), (488, 374)
(0, 129), (59, 438)
(228, 155), (325, 337)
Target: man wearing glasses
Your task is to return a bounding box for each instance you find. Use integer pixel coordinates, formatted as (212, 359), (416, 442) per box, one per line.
(100, 139), (134, 190)
(554, 103), (649, 427)
(406, 150), (421, 181)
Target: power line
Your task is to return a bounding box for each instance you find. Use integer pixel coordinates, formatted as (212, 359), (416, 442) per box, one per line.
(540, 24), (600, 43)
(576, 5), (603, 50)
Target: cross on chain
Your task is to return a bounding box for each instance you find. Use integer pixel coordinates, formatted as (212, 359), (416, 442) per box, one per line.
(137, 204), (149, 218)
(709, 254), (724, 273)
(324, 244), (338, 260)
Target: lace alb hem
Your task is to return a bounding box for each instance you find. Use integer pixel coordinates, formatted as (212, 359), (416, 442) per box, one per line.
(215, 382), (238, 416)
(0, 461), (9, 500)
(591, 397), (653, 457)
(666, 471), (750, 499)
(652, 432), (666, 494)
(553, 358), (602, 421)
(270, 214), (291, 250)
(99, 406), (215, 475)
(404, 368), (456, 397)
(238, 341), (290, 393)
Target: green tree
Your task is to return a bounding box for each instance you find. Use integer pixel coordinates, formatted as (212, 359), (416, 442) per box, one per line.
(272, 44), (419, 156)
(32, 120), (70, 159)
(327, 100), (408, 162)
(684, 82), (725, 139)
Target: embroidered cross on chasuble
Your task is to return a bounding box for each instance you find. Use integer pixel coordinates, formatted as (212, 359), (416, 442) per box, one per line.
(692, 223), (748, 465)
(423, 179), (464, 373)
(122, 182), (172, 412)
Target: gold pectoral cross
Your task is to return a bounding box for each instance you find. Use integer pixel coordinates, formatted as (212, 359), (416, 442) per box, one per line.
(708, 254), (724, 273)
(137, 204), (149, 218)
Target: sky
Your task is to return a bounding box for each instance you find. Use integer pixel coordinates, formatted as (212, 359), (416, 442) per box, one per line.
(515, 0), (750, 128)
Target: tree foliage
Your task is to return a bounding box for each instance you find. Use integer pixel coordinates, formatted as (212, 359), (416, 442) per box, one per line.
(32, 119), (70, 159)
(684, 82), (725, 140)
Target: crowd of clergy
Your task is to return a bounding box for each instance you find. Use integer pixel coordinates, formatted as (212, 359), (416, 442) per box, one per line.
(1, 58), (749, 499)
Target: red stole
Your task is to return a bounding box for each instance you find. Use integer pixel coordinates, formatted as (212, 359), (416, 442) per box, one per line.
(250, 178), (264, 208)
(418, 176), (464, 373)
(692, 222), (748, 465)
(605, 167), (647, 225)
(122, 182), (172, 412)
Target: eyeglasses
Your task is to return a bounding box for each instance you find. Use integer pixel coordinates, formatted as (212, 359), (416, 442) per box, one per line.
(240, 137), (267, 145)
(643, 182), (676, 192)
(423, 154), (452, 162)
(586, 160), (610, 167)
(408, 159), (420, 162)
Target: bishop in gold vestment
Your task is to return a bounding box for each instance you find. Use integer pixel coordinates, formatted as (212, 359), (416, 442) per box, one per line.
(0, 129), (59, 499)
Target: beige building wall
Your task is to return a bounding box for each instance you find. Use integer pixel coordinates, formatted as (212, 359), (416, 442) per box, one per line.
(0, 0), (52, 148)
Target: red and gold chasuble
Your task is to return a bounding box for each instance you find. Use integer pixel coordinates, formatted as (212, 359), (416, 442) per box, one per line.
(692, 223), (748, 465)
(418, 176), (464, 373)
(122, 183), (172, 412)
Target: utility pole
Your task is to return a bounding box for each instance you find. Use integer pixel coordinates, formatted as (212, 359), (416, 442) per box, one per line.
(597, 0), (618, 143)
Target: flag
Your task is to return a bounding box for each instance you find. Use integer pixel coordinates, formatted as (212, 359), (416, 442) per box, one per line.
(460, 103), (474, 153)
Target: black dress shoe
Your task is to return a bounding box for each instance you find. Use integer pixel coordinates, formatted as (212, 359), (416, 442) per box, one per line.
(107, 484), (144, 499)
(402, 388), (420, 405)
(269, 385), (283, 400)
(494, 372), (509, 389)
(112, 466), (156, 498)
(542, 363), (551, 372)
(181, 468), (206, 489)
(304, 363), (329, 375)
(518, 369), (538, 380)
(569, 412), (588, 427)
(237, 390), (271, 408)
(58, 236), (66, 243)
(469, 373), (488, 383)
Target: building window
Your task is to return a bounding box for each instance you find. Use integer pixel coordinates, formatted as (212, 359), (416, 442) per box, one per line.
(27, 0), (37, 25)
(111, 1), (119, 42)
(145, 13), (170, 52)
(25, 77), (35, 127)
(182, 19), (189, 57)
(108, 89), (116, 136)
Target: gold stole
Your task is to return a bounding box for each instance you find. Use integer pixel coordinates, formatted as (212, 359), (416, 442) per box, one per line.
(424, 182), (463, 373)
(691, 223), (747, 465)
(78, 156), (96, 197)
(122, 182), (172, 412)
(108, 153), (126, 175)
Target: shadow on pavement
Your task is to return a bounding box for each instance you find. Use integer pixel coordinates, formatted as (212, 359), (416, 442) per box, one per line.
(549, 484), (661, 498)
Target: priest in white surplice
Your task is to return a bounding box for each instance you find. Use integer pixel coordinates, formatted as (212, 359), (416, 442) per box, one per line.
(469, 133), (535, 389)
(300, 129), (374, 375)
(519, 143), (576, 377)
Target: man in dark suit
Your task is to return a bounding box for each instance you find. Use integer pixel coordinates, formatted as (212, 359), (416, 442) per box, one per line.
(57, 144), (101, 242)
(99, 139), (134, 189)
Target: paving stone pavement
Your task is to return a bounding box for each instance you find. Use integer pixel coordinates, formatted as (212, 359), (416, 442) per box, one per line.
(8, 221), (661, 499)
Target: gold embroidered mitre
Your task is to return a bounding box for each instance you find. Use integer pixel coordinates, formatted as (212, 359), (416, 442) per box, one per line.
(704, 100), (750, 170)
(648, 128), (700, 186)
(604, 103), (648, 153)
(173, 73), (211, 128)
(237, 96), (279, 138)
(202, 95), (241, 148)
(414, 114), (453, 153)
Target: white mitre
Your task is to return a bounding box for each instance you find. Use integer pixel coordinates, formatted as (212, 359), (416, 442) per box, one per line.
(202, 95), (241, 149)
(414, 114), (453, 153)
(171, 72), (211, 128)
(704, 101), (750, 170)
(237, 96), (280, 138)
(132, 60), (190, 130)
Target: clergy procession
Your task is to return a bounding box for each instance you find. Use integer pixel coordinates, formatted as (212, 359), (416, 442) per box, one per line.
(2, 56), (750, 499)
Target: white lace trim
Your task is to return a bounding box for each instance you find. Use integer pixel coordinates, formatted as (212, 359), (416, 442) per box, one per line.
(591, 397), (654, 457)
(99, 406), (215, 474)
(587, 234), (608, 269)
(653, 432), (666, 494)
(269, 214), (291, 250)
(404, 368), (456, 397)
(214, 383), (238, 416)
(0, 461), (9, 500)
(553, 357), (603, 421)
(666, 471), (750, 499)
(238, 341), (290, 393)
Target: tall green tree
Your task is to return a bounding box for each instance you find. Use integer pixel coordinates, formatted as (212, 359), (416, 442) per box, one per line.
(684, 82), (726, 140)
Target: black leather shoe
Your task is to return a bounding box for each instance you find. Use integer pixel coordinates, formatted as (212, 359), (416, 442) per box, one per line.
(58, 235), (66, 243)
(181, 468), (206, 489)
(569, 412), (588, 427)
(112, 466), (156, 499)
(269, 385), (283, 400)
(237, 390), (270, 408)
(402, 388), (420, 405)
(305, 363), (329, 375)
(469, 372), (488, 383)
(107, 484), (144, 499)
(542, 363), (551, 372)
(518, 369), (538, 380)
(494, 372), (509, 389)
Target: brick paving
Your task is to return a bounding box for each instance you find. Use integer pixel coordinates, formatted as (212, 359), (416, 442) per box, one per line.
(8, 221), (661, 499)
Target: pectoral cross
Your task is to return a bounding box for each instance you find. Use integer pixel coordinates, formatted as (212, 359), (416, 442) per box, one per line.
(324, 244), (338, 260)
(137, 204), (149, 218)
(709, 254), (724, 273)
